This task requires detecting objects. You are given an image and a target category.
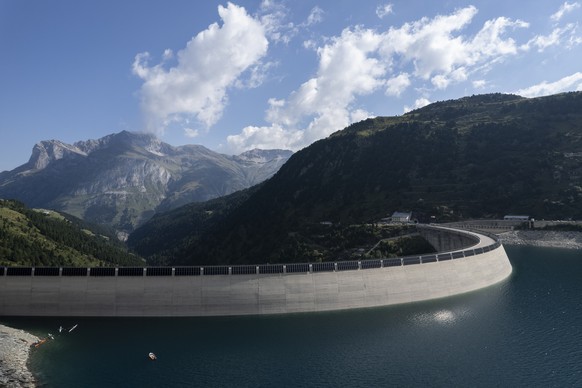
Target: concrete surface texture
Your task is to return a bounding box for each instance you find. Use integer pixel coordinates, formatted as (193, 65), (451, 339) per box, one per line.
(0, 226), (512, 317)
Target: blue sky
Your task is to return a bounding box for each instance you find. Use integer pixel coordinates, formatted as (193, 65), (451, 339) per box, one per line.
(1, 0), (581, 172)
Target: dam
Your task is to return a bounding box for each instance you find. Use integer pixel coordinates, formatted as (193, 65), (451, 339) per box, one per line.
(0, 225), (512, 317)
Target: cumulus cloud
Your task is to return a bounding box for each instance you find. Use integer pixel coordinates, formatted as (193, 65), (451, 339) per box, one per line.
(385, 73), (411, 96)
(133, 3), (268, 133)
(227, 5), (533, 153)
(551, 1), (580, 22)
(404, 97), (431, 113)
(350, 109), (373, 123)
(381, 7), (528, 80)
(228, 27), (385, 152)
(227, 123), (303, 151)
(515, 72), (582, 97)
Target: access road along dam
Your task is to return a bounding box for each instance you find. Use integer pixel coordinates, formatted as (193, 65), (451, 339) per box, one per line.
(0, 225), (512, 317)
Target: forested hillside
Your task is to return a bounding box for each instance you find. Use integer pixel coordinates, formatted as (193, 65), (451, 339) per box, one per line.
(0, 199), (143, 267)
(128, 92), (582, 266)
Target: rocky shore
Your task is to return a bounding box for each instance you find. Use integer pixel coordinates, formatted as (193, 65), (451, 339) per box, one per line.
(498, 230), (582, 249)
(0, 324), (39, 388)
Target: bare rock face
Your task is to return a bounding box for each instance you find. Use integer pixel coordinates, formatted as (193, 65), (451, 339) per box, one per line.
(28, 140), (86, 171)
(0, 131), (292, 235)
(0, 325), (40, 388)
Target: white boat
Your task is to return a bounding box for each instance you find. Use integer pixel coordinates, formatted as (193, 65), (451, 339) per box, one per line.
(69, 324), (78, 333)
(148, 352), (157, 360)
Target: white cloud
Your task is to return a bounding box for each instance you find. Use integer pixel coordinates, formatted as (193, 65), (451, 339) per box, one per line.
(385, 73), (411, 96)
(303, 39), (317, 50)
(234, 61), (276, 89)
(404, 97), (431, 113)
(258, 0), (295, 44)
(184, 128), (199, 138)
(133, 3), (268, 134)
(433, 67), (469, 89)
(551, 2), (580, 22)
(514, 72), (582, 97)
(469, 17), (529, 60)
(523, 23), (578, 51)
(306, 6), (324, 26)
(376, 4), (394, 19)
(227, 124), (302, 151)
(431, 74), (450, 89)
(380, 7), (528, 81)
(227, 5), (533, 153)
(472, 79), (488, 88)
(228, 27), (385, 152)
(380, 6), (478, 79)
(350, 109), (373, 123)
(259, 2), (323, 45)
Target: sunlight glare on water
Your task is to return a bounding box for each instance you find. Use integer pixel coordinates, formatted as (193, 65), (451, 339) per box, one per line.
(3, 246), (582, 387)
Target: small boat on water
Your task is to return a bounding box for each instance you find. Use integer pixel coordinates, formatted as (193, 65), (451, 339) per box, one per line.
(59, 326), (63, 333)
(148, 352), (157, 360)
(69, 324), (78, 333)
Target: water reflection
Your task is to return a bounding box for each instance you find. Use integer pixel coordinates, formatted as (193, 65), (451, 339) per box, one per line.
(4, 246), (582, 387)
(410, 308), (458, 326)
(433, 309), (456, 323)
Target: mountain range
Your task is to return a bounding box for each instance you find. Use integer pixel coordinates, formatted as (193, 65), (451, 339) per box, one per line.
(128, 92), (582, 265)
(0, 131), (292, 237)
(2, 92), (581, 267)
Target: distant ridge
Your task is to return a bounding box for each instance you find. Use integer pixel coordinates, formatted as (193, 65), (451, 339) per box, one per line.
(0, 131), (292, 236)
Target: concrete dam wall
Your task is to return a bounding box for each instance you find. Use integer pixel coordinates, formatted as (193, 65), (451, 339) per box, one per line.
(0, 225), (512, 317)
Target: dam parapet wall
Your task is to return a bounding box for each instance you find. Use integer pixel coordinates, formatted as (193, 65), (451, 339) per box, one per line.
(0, 225), (512, 317)
(417, 225), (480, 252)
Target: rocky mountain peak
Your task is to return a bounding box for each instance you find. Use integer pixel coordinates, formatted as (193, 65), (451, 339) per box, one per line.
(74, 130), (167, 156)
(27, 140), (86, 171)
(0, 131), (293, 233)
(235, 149), (293, 164)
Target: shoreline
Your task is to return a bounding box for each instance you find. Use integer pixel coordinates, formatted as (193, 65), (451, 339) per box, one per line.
(0, 230), (577, 387)
(497, 230), (582, 249)
(0, 324), (39, 388)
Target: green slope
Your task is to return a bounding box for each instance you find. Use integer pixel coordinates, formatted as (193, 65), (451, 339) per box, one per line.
(0, 199), (144, 267)
(128, 92), (582, 265)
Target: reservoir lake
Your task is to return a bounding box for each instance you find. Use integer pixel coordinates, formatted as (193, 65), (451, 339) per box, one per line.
(2, 245), (582, 387)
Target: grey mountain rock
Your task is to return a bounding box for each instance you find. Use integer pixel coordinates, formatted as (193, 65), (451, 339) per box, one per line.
(0, 131), (292, 235)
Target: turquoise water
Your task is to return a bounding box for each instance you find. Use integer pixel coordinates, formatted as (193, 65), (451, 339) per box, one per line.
(3, 246), (582, 387)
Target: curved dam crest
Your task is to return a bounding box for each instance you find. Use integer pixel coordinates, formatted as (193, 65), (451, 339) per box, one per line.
(0, 225), (512, 317)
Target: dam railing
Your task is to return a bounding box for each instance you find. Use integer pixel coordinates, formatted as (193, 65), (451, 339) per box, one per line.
(0, 225), (502, 278)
